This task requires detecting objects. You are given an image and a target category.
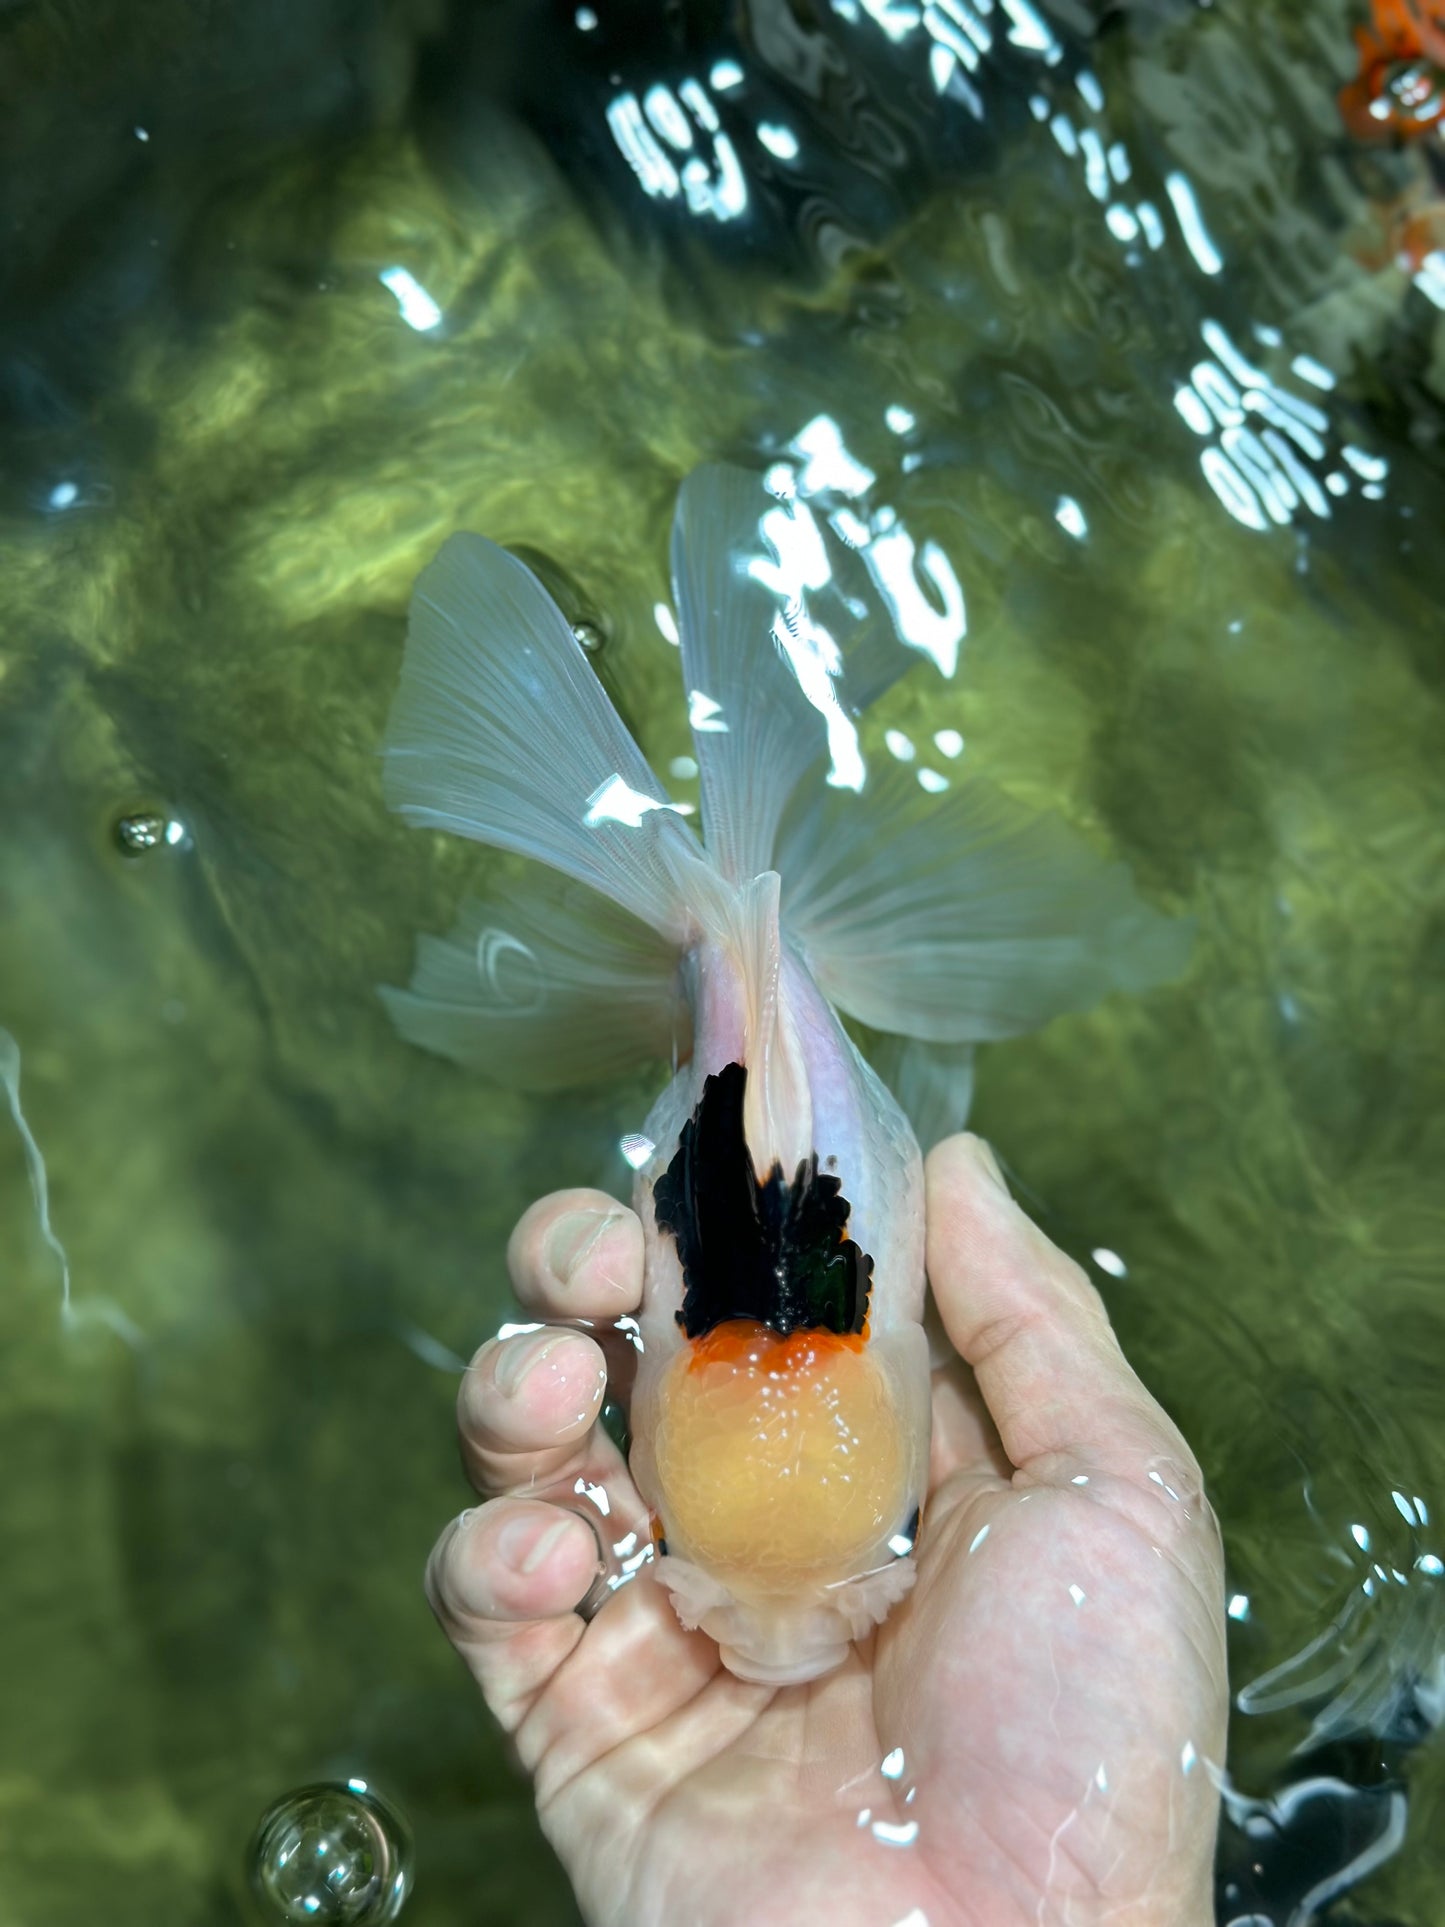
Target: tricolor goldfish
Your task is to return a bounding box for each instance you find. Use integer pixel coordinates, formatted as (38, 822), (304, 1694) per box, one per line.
(382, 462), (1186, 1683)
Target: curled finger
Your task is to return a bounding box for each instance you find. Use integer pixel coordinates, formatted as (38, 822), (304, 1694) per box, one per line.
(459, 1326), (609, 1489)
(507, 1188), (643, 1320)
(457, 1327), (648, 1545)
(427, 1498), (605, 1729)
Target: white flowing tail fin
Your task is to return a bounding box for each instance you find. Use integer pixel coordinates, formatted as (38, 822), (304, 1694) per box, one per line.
(384, 532), (700, 938)
(382, 533), (710, 1085)
(671, 464), (900, 883)
(379, 875), (691, 1091)
(776, 762), (1192, 1046)
(383, 475), (1190, 1093)
(669, 470), (1189, 1047)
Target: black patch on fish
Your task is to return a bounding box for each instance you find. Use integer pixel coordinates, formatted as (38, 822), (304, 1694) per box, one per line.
(1214, 1772), (1407, 1927)
(653, 1061), (873, 1340)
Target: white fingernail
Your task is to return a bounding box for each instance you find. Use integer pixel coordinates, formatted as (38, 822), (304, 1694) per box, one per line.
(544, 1209), (624, 1285)
(493, 1328), (570, 1396)
(517, 1515), (579, 1576)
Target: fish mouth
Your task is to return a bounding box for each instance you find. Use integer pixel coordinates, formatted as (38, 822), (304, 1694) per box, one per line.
(716, 1640), (852, 1687)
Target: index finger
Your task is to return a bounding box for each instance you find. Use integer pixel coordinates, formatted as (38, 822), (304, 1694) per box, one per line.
(925, 1134), (1198, 1492)
(507, 1187), (643, 1319)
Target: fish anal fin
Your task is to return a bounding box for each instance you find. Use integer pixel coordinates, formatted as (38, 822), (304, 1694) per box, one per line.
(853, 1028), (976, 1152)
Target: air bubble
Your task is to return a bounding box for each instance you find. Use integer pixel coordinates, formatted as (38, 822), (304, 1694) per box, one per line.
(248, 1782), (413, 1924)
(113, 808), (188, 856)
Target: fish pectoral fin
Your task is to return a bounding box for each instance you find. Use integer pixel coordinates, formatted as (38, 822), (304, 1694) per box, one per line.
(851, 1029), (975, 1152)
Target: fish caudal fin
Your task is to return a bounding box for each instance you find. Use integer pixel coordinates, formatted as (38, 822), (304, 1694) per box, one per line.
(671, 465), (830, 885)
(385, 476), (1188, 1093)
(382, 533), (708, 1085)
(384, 533), (699, 937)
(380, 874), (690, 1091)
(777, 762), (1192, 1045)
(667, 464), (1186, 1053)
(671, 464), (901, 884)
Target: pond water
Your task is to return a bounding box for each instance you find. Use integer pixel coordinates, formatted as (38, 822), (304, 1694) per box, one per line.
(2, 0), (1443, 1921)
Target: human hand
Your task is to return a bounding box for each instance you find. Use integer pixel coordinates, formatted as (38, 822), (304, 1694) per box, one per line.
(427, 1135), (1228, 1927)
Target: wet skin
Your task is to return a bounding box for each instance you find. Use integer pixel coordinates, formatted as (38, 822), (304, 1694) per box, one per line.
(427, 1136), (1228, 1927)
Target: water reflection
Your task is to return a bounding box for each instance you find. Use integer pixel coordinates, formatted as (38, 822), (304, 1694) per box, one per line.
(607, 81), (749, 222)
(1, 1027), (74, 1324)
(379, 267), (443, 333)
(1217, 1774), (1408, 1927)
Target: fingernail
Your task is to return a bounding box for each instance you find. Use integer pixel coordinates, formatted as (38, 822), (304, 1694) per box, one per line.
(498, 1513), (578, 1576)
(544, 1209), (623, 1287)
(493, 1328), (570, 1396)
(972, 1137), (1009, 1193)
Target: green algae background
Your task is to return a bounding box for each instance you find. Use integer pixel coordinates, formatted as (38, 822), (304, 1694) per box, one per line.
(3, 0), (1445, 1921)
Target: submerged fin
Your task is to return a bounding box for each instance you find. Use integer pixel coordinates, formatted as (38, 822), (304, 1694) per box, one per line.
(778, 764), (1192, 1043)
(380, 874), (690, 1090)
(384, 533), (699, 936)
(654, 1061), (872, 1340)
(859, 1032), (976, 1152)
(1238, 1574), (1445, 1752)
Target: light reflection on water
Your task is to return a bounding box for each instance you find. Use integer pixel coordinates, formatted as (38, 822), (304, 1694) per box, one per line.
(1, 0), (1444, 1922)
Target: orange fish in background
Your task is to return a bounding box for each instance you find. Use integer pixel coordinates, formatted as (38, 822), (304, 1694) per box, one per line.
(1391, 198), (1445, 266)
(1345, 183), (1445, 271)
(1340, 0), (1445, 139)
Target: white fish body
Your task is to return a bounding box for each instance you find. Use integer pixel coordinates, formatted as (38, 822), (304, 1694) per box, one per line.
(625, 900), (931, 1683)
(382, 463), (1189, 1683)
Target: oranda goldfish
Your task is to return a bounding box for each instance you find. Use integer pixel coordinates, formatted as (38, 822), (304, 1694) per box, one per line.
(1340, 0), (1445, 140)
(382, 463), (1187, 1684)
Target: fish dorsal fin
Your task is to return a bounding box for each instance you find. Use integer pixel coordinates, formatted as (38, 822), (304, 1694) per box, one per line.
(732, 870), (812, 1181)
